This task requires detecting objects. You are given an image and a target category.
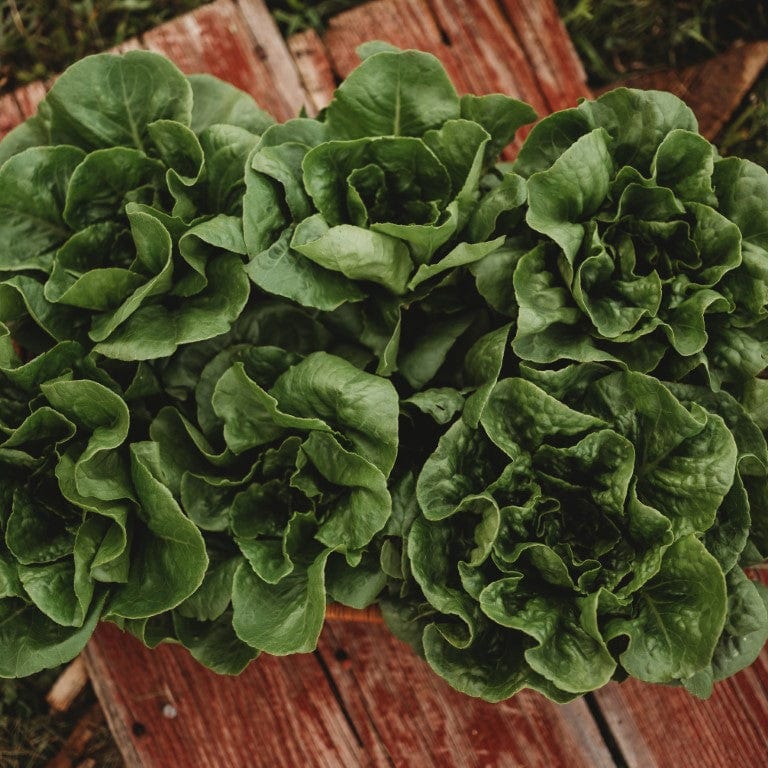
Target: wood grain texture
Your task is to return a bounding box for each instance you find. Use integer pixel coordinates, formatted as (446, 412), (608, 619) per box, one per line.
(13, 80), (48, 119)
(287, 29), (337, 116)
(142, 0), (302, 122)
(318, 621), (616, 768)
(85, 618), (618, 768)
(84, 622), (368, 768)
(322, 0), (443, 80)
(595, 652), (768, 768)
(429, 0), (548, 120)
(0, 92), (23, 138)
(235, 0), (307, 119)
(596, 41), (768, 141)
(497, 0), (588, 112)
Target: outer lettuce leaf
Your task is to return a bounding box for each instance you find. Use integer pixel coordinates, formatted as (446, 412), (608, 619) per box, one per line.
(606, 535), (726, 683)
(104, 442), (208, 619)
(45, 51), (193, 151)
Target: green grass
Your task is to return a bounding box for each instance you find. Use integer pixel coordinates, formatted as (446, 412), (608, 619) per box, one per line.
(0, 671), (122, 768)
(0, 1), (206, 91)
(0, 0), (363, 93)
(556, 0), (767, 82)
(555, 0), (768, 166)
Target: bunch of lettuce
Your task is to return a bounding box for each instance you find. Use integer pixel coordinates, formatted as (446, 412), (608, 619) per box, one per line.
(242, 42), (535, 385)
(0, 50), (271, 362)
(383, 85), (768, 702)
(0, 43), (765, 705)
(383, 367), (768, 700)
(0, 328), (208, 676)
(469, 88), (768, 391)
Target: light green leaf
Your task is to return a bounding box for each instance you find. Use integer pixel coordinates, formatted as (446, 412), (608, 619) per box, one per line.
(526, 129), (614, 263)
(188, 73), (274, 134)
(607, 535), (726, 683)
(46, 51), (192, 151)
(0, 146), (84, 272)
(292, 215), (413, 294)
(271, 352), (400, 475)
(105, 442), (207, 619)
(324, 50), (460, 138)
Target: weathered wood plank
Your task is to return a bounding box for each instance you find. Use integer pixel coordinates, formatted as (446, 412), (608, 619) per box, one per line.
(235, 0), (307, 119)
(0, 92), (24, 139)
(322, 0), (444, 80)
(288, 29), (337, 116)
(497, 0), (589, 111)
(428, 0), (552, 116)
(13, 80), (48, 119)
(594, 569), (768, 768)
(318, 621), (617, 768)
(595, 654), (768, 768)
(596, 41), (768, 141)
(84, 623), (368, 768)
(143, 0), (303, 122)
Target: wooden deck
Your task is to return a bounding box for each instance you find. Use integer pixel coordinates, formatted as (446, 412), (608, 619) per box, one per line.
(2, 1), (767, 765)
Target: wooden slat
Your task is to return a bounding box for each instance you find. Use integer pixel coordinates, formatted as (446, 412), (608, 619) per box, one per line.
(428, 0), (550, 117)
(596, 41), (768, 141)
(84, 623), (368, 768)
(143, 0), (303, 122)
(13, 80), (48, 119)
(318, 621), (617, 768)
(595, 653), (768, 768)
(497, 0), (589, 111)
(318, 0), (589, 110)
(594, 568), (768, 768)
(0, 92), (24, 139)
(288, 29), (337, 116)
(235, 0), (307, 119)
(85, 619), (619, 768)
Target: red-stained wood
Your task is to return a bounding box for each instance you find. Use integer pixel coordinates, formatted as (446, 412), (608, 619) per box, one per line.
(0, 92), (23, 139)
(596, 41), (768, 141)
(13, 79), (48, 119)
(318, 621), (617, 768)
(84, 622), (368, 768)
(428, 0), (550, 118)
(322, 0), (445, 78)
(85, 618), (617, 768)
(497, 0), (589, 112)
(595, 653), (768, 768)
(594, 568), (768, 768)
(236, 0), (307, 118)
(142, 0), (303, 122)
(287, 29), (337, 116)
